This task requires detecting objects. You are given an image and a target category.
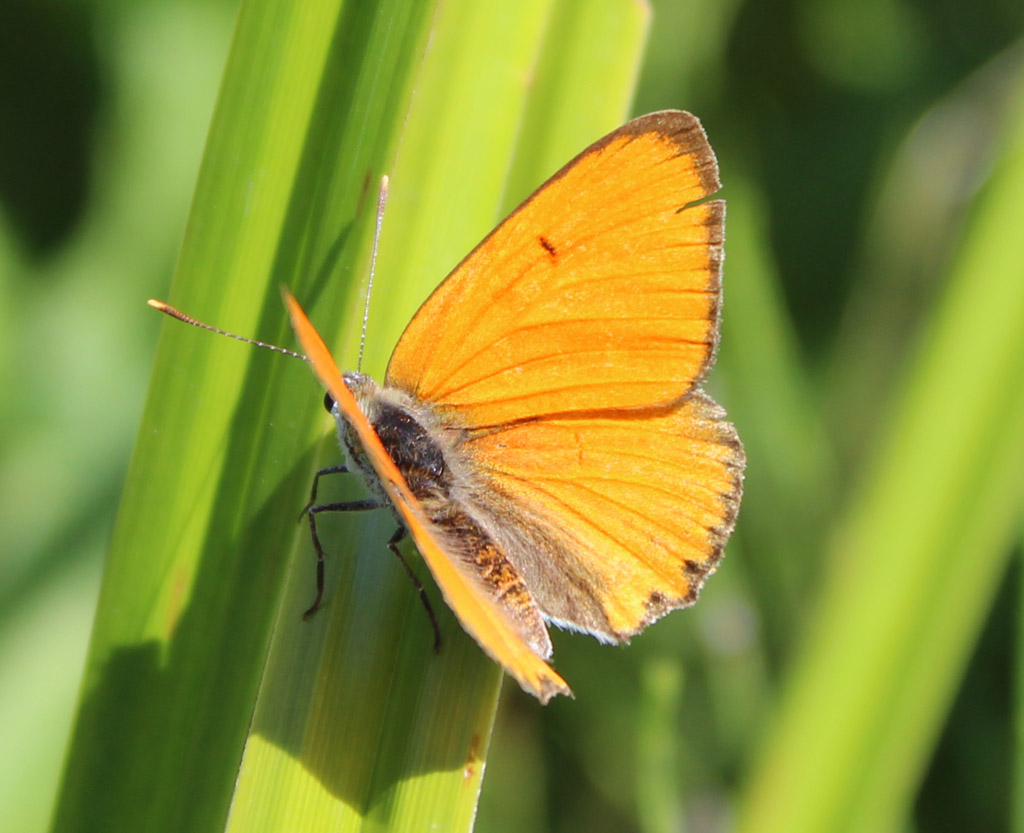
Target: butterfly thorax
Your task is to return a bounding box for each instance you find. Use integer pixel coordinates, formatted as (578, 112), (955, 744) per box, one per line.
(337, 372), (454, 512)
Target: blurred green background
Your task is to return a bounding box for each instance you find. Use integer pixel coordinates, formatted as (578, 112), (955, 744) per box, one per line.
(2, 1), (1023, 831)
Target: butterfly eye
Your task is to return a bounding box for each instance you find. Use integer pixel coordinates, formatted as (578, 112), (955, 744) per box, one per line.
(323, 392), (335, 413)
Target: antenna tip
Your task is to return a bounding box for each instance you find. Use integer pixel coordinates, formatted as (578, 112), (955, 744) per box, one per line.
(148, 298), (192, 325)
(380, 174), (389, 193)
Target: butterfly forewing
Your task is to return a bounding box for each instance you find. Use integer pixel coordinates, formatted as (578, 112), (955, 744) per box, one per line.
(385, 111), (725, 425)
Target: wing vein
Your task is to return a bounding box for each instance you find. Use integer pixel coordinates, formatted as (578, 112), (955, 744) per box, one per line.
(530, 471), (729, 527)
(437, 343), (709, 401)
(510, 476), (697, 588)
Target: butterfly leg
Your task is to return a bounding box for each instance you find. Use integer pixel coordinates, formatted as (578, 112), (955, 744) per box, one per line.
(297, 464), (349, 521)
(387, 526), (442, 654)
(303, 498), (379, 619)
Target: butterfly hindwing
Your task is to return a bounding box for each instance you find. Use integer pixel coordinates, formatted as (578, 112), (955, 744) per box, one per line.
(462, 390), (744, 639)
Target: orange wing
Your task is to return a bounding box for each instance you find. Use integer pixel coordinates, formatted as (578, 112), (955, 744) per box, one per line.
(385, 110), (724, 426)
(284, 291), (571, 703)
(465, 391), (744, 639)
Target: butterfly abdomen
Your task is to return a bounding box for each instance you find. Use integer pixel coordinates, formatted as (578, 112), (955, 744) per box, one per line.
(427, 500), (553, 658)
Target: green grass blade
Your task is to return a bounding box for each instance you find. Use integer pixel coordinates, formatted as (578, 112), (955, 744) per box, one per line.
(53, 2), (440, 830)
(502, 0), (650, 205)
(737, 63), (1024, 833)
(228, 2), (651, 829)
(1017, 523), (1024, 833)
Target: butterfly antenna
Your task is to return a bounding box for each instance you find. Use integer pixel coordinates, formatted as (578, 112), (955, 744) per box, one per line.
(147, 299), (308, 361)
(358, 174), (389, 373)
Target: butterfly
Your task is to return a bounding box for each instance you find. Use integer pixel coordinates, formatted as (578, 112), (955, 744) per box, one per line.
(153, 110), (744, 703)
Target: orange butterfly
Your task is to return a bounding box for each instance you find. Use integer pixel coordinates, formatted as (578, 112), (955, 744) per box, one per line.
(152, 110), (744, 703)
